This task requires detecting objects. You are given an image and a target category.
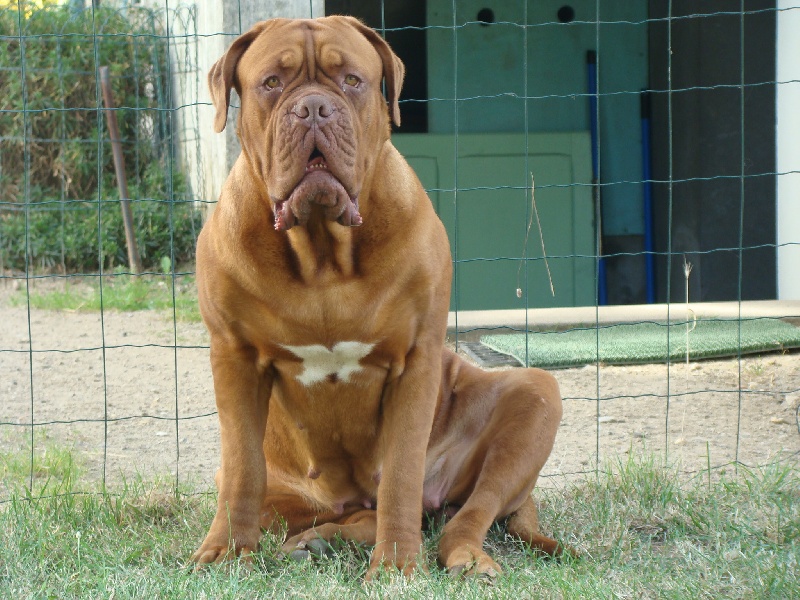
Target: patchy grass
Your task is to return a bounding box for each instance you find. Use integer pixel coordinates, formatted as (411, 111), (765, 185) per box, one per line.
(0, 431), (82, 495)
(10, 272), (201, 322)
(0, 445), (797, 598)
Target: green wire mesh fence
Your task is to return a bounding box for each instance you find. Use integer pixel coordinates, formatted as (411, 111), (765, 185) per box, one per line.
(0, 1), (798, 500)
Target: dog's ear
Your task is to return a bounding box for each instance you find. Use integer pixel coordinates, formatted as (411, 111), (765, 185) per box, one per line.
(208, 22), (268, 133)
(342, 17), (406, 127)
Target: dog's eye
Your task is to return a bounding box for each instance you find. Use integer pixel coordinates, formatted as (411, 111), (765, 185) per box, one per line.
(264, 76), (281, 89)
(344, 74), (360, 87)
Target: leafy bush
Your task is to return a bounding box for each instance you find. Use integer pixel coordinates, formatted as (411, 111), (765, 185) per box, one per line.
(1, 163), (200, 272)
(0, 1), (199, 273)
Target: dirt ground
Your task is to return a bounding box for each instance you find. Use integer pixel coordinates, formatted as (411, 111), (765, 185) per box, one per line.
(1, 282), (798, 495)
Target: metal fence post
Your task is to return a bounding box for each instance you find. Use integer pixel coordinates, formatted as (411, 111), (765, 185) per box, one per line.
(99, 65), (143, 274)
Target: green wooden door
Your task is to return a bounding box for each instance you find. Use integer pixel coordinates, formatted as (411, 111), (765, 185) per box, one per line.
(426, 0), (648, 237)
(392, 132), (596, 310)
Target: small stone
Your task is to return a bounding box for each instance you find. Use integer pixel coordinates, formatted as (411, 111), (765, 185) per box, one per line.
(724, 549), (741, 562)
(770, 417), (791, 425)
(598, 416), (623, 424)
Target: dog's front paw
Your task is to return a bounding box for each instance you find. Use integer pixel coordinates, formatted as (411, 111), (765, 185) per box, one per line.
(366, 542), (427, 580)
(190, 518), (261, 570)
(441, 544), (502, 579)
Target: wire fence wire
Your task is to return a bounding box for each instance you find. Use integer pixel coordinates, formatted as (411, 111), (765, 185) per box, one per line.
(0, 1), (798, 502)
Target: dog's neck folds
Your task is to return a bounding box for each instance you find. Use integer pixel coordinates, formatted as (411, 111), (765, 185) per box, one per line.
(285, 216), (355, 282)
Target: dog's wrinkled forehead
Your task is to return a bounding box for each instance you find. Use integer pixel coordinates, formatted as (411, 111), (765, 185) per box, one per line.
(209, 16), (404, 132)
(235, 19), (383, 88)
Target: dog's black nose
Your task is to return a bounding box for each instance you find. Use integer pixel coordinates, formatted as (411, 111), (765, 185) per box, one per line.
(292, 94), (334, 126)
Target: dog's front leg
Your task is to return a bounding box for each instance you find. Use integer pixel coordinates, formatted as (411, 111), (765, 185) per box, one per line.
(191, 342), (271, 567)
(368, 343), (442, 578)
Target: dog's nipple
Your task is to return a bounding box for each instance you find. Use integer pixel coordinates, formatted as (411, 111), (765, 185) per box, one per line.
(307, 466), (321, 480)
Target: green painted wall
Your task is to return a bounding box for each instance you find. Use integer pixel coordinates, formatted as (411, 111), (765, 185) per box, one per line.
(393, 132), (597, 310)
(426, 0), (648, 237)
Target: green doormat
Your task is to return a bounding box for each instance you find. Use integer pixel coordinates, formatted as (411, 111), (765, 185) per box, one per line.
(480, 318), (800, 369)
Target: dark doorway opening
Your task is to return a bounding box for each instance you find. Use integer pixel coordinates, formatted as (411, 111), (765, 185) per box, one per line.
(648, 1), (777, 302)
(326, 0), (428, 132)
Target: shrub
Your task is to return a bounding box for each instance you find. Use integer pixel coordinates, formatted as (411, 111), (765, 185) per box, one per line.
(1, 163), (200, 272)
(0, 1), (199, 273)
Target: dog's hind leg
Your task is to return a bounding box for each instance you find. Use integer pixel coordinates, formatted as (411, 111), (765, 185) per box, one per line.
(259, 489), (377, 560)
(260, 491), (348, 538)
(279, 509), (377, 561)
(436, 364), (563, 577)
(506, 495), (570, 557)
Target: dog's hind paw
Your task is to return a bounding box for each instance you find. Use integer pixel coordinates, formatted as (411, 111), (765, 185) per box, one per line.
(283, 536), (337, 562)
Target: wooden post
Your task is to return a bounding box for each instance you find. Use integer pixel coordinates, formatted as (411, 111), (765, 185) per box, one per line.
(99, 66), (143, 274)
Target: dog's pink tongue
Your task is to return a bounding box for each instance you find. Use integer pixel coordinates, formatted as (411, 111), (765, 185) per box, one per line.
(273, 201), (296, 231)
(337, 198), (362, 227)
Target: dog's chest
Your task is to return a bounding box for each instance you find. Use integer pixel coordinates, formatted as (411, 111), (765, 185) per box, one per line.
(277, 341), (376, 386)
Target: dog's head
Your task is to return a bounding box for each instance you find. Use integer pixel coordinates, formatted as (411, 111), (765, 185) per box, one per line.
(208, 16), (405, 231)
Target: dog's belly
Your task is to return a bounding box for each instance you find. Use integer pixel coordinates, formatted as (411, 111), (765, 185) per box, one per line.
(267, 449), (380, 514)
(422, 436), (477, 511)
(265, 341), (388, 511)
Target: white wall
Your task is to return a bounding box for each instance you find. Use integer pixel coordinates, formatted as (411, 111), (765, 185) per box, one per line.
(139, 0), (323, 212)
(777, 1), (800, 299)
(197, 0), (324, 212)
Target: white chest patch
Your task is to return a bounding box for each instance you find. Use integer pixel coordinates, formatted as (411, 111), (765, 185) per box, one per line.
(280, 341), (375, 386)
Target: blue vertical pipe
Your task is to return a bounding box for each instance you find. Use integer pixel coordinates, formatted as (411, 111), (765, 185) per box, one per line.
(641, 90), (656, 303)
(587, 50), (608, 305)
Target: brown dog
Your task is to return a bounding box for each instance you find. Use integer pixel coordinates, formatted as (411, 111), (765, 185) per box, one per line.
(192, 16), (565, 578)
